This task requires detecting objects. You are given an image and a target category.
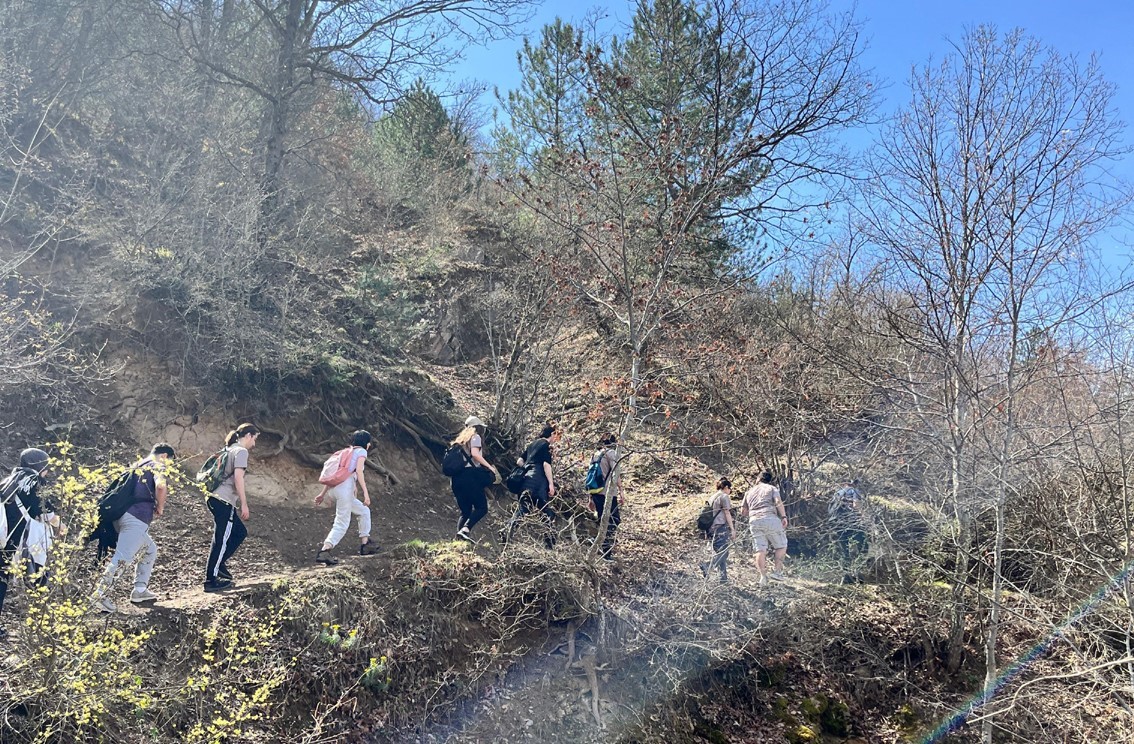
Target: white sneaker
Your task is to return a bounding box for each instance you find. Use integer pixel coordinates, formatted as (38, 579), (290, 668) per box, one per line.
(456, 526), (473, 543)
(769, 571), (786, 582)
(130, 588), (158, 603)
(94, 595), (117, 613)
(758, 574), (769, 587)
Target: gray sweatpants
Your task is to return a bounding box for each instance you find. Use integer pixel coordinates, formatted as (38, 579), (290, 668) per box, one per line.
(100, 512), (157, 592)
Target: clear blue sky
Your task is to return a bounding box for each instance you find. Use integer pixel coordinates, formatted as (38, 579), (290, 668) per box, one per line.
(460, 0), (1134, 264)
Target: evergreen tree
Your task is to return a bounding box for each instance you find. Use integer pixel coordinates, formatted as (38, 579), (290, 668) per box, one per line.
(492, 19), (586, 178)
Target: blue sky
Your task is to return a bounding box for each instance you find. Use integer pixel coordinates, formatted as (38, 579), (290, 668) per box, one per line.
(460, 0), (1134, 264)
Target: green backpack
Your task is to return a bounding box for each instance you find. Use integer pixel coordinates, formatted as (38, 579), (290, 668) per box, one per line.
(195, 448), (232, 493)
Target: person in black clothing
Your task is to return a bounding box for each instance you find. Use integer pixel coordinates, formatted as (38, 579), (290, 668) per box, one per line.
(504, 421), (561, 548)
(450, 415), (500, 542)
(588, 432), (620, 559)
(0, 448), (52, 641)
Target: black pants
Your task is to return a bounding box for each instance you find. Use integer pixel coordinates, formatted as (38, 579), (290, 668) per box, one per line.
(591, 491), (621, 559)
(205, 497), (247, 582)
(452, 468), (493, 531)
(706, 525), (731, 581)
(0, 507), (27, 620)
(506, 482), (556, 548)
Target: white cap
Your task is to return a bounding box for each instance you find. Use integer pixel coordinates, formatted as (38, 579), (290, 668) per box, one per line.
(464, 415), (486, 429)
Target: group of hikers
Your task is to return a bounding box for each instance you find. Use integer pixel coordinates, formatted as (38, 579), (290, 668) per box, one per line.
(0, 415), (866, 639)
(695, 472), (866, 585)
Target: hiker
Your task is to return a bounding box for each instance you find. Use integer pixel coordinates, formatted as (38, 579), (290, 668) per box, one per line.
(314, 430), (378, 564)
(449, 416), (500, 542)
(504, 421), (561, 548)
(829, 479), (867, 563)
(699, 477), (735, 584)
(741, 470), (788, 585)
(203, 423), (258, 592)
(0, 448), (53, 640)
(92, 443), (174, 612)
(587, 432), (620, 559)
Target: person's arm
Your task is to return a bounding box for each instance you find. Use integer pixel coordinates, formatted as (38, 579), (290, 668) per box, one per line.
(356, 455), (371, 506)
(314, 484), (329, 505)
(471, 446), (497, 475)
(775, 492), (787, 526)
(234, 468), (249, 520)
(544, 461), (555, 497)
(155, 476), (167, 518)
(740, 492), (750, 520)
(723, 498), (735, 533)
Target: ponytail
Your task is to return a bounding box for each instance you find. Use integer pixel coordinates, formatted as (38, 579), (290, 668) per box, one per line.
(226, 422), (260, 446)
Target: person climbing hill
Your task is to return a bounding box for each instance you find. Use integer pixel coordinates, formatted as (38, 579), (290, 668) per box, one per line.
(0, 447), (53, 641)
(587, 432), (620, 559)
(314, 430), (378, 564)
(92, 443), (175, 612)
(699, 477), (735, 584)
(741, 470), (789, 586)
(448, 415), (500, 543)
(202, 423), (259, 593)
(504, 421), (560, 548)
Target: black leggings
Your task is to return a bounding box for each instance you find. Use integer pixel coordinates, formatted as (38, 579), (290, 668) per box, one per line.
(506, 483), (556, 548)
(591, 491), (621, 558)
(452, 468), (493, 531)
(205, 497), (247, 581)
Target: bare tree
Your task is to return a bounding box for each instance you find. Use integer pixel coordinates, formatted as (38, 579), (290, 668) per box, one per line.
(500, 0), (875, 559)
(157, 0), (535, 218)
(859, 26), (1130, 740)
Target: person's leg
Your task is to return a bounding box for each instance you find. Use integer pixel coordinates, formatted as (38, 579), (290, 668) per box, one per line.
(505, 491), (535, 542)
(322, 487), (352, 550)
(98, 514), (146, 595)
(0, 526), (23, 622)
(601, 496), (620, 559)
(226, 512), (247, 559)
(535, 491), (556, 548)
(751, 521), (770, 579)
(204, 498), (233, 582)
(352, 497), (372, 541)
(134, 531), (158, 592)
(769, 519), (788, 578)
(772, 547), (787, 575)
(466, 487), (489, 531)
(711, 528), (731, 582)
(452, 478), (473, 532)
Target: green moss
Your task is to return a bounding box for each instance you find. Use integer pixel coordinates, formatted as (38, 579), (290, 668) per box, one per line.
(820, 699), (851, 737)
(785, 723), (820, 743)
(800, 695), (827, 719)
(895, 703), (919, 732)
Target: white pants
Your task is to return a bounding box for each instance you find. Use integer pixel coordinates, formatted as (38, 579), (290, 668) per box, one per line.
(100, 512), (157, 592)
(323, 479), (371, 548)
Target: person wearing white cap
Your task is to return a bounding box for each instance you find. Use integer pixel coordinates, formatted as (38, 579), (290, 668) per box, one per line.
(449, 416), (500, 541)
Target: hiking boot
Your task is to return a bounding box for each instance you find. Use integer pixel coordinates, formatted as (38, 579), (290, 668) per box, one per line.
(130, 589), (158, 604)
(0, 626), (7, 642)
(769, 571), (786, 582)
(203, 578), (233, 593)
(359, 542), (379, 556)
(217, 565), (233, 581)
(316, 549), (339, 565)
(94, 595), (117, 613)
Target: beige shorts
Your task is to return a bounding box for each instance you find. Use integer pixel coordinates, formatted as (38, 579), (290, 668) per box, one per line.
(749, 516), (787, 552)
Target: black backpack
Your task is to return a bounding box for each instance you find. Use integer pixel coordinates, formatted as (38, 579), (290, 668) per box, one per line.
(441, 444), (471, 477)
(696, 500), (716, 536)
(86, 468), (149, 559)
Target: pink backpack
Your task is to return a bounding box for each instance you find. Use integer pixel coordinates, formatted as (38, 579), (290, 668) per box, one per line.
(318, 448), (355, 486)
